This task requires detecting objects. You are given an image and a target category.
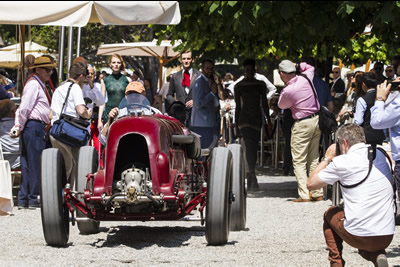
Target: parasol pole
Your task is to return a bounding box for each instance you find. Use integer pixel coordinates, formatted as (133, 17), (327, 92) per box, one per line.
(19, 25), (25, 94)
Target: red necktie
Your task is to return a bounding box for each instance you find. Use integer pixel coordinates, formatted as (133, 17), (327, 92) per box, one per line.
(182, 70), (190, 88)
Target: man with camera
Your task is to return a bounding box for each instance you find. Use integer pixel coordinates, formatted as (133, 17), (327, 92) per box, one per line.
(82, 64), (105, 154)
(370, 72), (400, 225)
(307, 123), (394, 266)
(277, 60), (323, 202)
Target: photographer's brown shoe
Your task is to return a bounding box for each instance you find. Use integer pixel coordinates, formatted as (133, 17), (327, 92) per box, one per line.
(311, 196), (324, 202)
(292, 198), (310, 202)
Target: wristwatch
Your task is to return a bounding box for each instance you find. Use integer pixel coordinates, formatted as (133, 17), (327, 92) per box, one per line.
(322, 157), (331, 163)
(376, 96), (385, 102)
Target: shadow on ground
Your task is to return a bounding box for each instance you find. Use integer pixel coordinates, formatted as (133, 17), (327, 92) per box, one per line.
(90, 225), (205, 249)
(248, 181), (298, 199)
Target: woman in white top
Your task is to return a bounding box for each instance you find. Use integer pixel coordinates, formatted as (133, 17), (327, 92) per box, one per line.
(50, 62), (92, 188)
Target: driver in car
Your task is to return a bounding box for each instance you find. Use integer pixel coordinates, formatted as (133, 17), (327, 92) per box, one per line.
(99, 81), (160, 145)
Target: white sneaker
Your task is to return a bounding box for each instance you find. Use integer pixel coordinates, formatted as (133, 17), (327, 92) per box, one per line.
(375, 254), (388, 267)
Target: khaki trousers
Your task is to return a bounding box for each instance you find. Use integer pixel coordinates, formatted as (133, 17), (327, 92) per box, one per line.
(324, 206), (393, 266)
(50, 136), (80, 189)
(291, 115), (322, 199)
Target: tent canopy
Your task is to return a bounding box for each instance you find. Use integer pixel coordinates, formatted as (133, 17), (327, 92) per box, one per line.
(96, 39), (181, 58)
(0, 1), (181, 27)
(0, 41), (56, 68)
(97, 39), (182, 88)
(0, 41), (50, 53)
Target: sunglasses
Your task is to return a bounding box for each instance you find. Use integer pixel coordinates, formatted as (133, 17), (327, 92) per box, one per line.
(385, 70), (393, 73)
(40, 67), (53, 73)
(333, 71), (339, 74)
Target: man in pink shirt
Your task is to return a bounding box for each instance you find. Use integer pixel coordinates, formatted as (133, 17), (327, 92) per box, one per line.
(278, 60), (323, 202)
(10, 56), (55, 209)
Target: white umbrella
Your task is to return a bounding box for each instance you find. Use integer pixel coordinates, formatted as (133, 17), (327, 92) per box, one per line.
(0, 1), (181, 27)
(0, 1), (181, 90)
(0, 41), (56, 68)
(97, 39), (182, 87)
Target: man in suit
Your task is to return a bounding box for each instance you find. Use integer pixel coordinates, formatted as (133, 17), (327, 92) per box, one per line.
(191, 59), (219, 149)
(330, 67), (346, 114)
(166, 51), (201, 128)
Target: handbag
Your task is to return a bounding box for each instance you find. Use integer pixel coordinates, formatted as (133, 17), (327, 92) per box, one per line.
(50, 82), (90, 147)
(299, 74), (338, 135)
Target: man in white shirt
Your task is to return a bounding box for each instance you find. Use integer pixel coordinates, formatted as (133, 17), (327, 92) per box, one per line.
(82, 64), (105, 154)
(307, 123), (394, 267)
(50, 62), (92, 188)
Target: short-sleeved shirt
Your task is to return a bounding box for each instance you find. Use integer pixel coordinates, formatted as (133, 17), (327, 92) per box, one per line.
(234, 78), (268, 131)
(51, 81), (85, 124)
(318, 143), (395, 236)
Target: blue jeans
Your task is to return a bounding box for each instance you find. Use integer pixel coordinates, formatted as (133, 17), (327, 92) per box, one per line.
(18, 120), (46, 206)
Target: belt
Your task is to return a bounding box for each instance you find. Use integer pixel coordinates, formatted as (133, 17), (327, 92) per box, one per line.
(27, 119), (47, 126)
(296, 112), (318, 122)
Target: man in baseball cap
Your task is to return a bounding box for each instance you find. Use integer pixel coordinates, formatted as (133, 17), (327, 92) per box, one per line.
(277, 59), (323, 202)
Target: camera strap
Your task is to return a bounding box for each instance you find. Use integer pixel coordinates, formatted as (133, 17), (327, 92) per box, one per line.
(339, 146), (393, 188)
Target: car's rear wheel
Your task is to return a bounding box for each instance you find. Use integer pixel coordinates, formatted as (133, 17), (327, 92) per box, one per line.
(228, 144), (246, 231)
(206, 147), (232, 245)
(76, 146), (100, 235)
(40, 148), (69, 247)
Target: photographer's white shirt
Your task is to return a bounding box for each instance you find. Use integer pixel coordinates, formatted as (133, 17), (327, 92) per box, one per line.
(318, 143), (395, 236)
(51, 81), (86, 125)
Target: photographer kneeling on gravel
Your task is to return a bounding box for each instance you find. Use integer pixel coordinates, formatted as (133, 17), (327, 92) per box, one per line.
(307, 123), (395, 267)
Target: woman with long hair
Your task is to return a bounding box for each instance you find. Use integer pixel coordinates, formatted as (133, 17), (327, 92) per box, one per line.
(98, 54), (130, 129)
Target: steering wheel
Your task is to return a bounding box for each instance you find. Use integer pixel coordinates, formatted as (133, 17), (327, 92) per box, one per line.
(127, 103), (162, 115)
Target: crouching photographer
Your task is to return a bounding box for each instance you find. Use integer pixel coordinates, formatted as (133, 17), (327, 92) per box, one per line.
(50, 62), (92, 188)
(307, 124), (395, 266)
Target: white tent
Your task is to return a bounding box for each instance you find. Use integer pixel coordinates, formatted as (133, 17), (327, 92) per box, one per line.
(97, 39), (182, 87)
(0, 1), (181, 26)
(0, 1), (181, 90)
(0, 41), (56, 68)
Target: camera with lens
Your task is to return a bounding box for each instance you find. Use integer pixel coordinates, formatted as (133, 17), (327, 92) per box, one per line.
(388, 81), (400, 91)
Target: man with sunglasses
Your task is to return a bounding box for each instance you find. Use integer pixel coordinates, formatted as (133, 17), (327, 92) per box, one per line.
(9, 56), (56, 209)
(385, 66), (395, 81)
(330, 67), (346, 114)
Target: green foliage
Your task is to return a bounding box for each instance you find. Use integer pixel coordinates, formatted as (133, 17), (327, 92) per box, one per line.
(152, 1), (400, 69)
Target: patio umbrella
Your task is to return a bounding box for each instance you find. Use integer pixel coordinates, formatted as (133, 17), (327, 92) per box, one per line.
(0, 41), (56, 68)
(97, 39), (182, 88)
(0, 1), (181, 89)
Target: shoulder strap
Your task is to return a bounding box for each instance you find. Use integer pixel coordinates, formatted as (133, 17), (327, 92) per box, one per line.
(298, 73), (319, 109)
(339, 145), (375, 188)
(60, 81), (75, 115)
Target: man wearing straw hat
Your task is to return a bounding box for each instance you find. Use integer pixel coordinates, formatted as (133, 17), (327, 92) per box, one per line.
(10, 56), (56, 209)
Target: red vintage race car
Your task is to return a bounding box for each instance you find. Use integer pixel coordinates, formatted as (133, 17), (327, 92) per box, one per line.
(40, 104), (246, 247)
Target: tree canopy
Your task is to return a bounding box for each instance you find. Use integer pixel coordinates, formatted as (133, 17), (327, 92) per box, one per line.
(153, 1), (400, 66)
(1, 1), (399, 71)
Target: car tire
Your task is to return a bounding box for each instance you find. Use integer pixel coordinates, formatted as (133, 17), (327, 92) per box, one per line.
(76, 146), (100, 235)
(228, 144), (246, 231)
(206, 147), (232, 245)
(40, 148), (69, 247)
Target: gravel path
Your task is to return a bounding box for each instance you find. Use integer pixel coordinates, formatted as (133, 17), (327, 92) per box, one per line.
(1, 169), (400, 266)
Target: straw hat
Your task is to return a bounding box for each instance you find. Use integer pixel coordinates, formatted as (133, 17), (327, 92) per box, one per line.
(125, 81), (145, 95)
(29, 56), (57, 69)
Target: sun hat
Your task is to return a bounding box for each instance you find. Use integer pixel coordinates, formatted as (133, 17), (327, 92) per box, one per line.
(279, 60), (296, 73)
(125, 81), (145, 95)
(29, 56), (57, 69)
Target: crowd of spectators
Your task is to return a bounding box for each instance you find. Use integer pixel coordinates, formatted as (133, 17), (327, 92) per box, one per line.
(1, 49), (399, 266)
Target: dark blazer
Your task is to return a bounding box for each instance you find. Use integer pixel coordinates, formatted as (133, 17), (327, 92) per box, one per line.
(165, 68), (201, 111)
(330, 78), (345, 94)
